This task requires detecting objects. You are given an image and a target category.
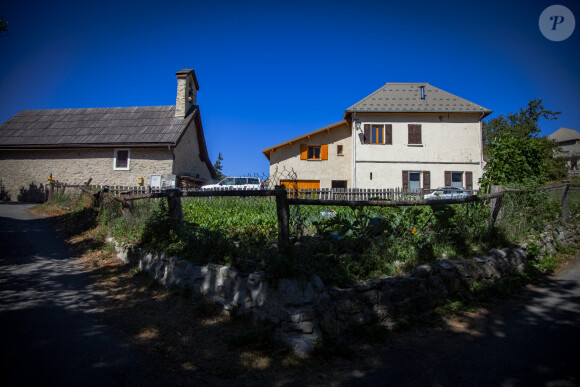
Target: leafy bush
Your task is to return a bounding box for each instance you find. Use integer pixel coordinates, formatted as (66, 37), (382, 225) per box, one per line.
(18, 182), (45, 202)
(0, 179), (10, 201)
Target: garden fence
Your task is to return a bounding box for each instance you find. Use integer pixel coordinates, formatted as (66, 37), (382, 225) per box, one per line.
(46, 178), (578, 252)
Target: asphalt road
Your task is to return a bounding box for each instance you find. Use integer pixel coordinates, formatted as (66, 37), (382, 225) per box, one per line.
(1, 203), (579, 386)
(0, 203), (191, 386)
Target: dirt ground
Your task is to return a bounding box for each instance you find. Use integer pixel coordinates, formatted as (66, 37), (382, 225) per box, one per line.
(36, 205), (580, 386)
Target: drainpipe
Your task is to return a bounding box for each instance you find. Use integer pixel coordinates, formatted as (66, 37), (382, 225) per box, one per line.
(352, 112), (357, 188)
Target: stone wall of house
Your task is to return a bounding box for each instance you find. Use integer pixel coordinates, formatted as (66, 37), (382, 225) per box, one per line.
(0, 148), (173, 200)
(108, 222), (579, 356)
(173, 118), (213, 181)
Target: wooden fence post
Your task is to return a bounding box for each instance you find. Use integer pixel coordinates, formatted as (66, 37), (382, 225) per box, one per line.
(167, 189), (183, 228)
(48, 181), (54, 202)
(490, 185), (505, 225)
(275, 189), (290, 250)
(561, 180), (570, 221)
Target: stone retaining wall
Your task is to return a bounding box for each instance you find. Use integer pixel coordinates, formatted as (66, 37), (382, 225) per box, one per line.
(109, 222), (579, 356)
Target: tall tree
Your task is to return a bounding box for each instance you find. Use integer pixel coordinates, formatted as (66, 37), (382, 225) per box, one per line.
(480, 98), (567, 191)
(213, 152), (226, 180)
(482, 98), (561, 156)
(0, 18), (8, 35)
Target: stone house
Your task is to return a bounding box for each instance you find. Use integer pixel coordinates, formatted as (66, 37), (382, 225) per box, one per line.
(0, 69), (217, 198)
(263, 83), (492, 191)
(548, 127), (580, 175)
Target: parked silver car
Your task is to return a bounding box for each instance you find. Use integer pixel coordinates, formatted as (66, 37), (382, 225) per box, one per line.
(201, 177), (264, 190)
(424, 187), (469, 200)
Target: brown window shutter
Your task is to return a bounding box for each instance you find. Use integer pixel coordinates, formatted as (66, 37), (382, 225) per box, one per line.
(465, 171), (473, 191)
(364, 124), (370, 144)
(408, 124), (422, 144)
(384, 124), (392, 145)
(402, 170), (409, 191)
(321, 145), (328, 160)
(300, 144), (307, 160)
(423, 171), (430, 190)
(417, 125), (422, 144)
(444, 171), (451, 186)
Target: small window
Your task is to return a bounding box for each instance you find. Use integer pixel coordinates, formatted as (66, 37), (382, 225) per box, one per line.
(371, 125), (383, 144)
(408, 124), (422, 145)
(409, 172), (421, 191)
(451, 172), (463, 188)
(307, 145), (321, 160)
(114, 149), (130, 170)
(337, 145), (343, 156)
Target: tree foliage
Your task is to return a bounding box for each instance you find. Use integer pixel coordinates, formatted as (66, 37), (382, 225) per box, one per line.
(0, 18), (7, 35)
(213, 152), (226, 180)
(480, 98), (567, 191)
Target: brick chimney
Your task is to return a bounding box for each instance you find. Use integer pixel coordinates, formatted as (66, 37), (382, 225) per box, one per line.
(175, 69), (199, 117)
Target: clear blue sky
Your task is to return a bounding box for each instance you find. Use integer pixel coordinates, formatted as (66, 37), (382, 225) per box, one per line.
(1, 0), (578, 177)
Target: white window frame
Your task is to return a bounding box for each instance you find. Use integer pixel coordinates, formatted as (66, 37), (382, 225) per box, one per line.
(114, 148), (130, 170)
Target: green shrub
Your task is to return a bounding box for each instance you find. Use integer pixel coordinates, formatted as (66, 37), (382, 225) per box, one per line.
(0, 179), (10, 201)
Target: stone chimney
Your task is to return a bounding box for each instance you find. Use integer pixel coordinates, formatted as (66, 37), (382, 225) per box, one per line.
(175, 69), (199, 117)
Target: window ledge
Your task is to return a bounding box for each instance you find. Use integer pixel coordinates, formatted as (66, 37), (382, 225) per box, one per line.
(407, 144), (424, 147)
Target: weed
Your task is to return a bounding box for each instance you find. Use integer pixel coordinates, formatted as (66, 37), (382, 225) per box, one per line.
(434, 300), (474, 318)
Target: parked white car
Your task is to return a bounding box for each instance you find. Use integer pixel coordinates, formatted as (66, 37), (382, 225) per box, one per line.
(424, 187), (469, 200)
(201, 177), (264, 190)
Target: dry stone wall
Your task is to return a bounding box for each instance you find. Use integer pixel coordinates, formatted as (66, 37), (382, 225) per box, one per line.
(109, 223), (579, 356)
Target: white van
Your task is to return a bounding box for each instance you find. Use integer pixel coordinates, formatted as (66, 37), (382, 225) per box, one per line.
(201, 177), (264, 190)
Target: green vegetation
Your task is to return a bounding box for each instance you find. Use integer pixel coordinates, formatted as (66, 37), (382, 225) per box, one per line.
(35, 174), (573, 289)
(481, 98), (567, 192)
(213, 152), (226, 180)
(0, 179), (10, 201)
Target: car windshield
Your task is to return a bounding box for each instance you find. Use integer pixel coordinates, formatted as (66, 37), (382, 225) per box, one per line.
(219, 178), (235, 186)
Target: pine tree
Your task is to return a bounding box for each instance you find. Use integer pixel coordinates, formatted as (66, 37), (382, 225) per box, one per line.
(213, 152), (226, 180)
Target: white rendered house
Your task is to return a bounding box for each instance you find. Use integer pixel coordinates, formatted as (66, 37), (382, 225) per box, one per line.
(263, 83), (492, 191)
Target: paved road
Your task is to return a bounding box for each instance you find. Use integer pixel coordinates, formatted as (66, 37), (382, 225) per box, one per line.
(0, 203), (188, 386)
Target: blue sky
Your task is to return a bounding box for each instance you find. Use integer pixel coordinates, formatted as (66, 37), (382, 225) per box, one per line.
(1, 0), (578, 177)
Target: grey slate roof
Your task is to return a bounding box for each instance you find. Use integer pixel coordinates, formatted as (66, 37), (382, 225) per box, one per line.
(0, 105), (194, 148)
(345, 83), (492, 116)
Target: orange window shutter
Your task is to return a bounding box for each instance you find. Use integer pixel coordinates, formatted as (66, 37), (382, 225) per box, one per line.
(300, 144), (308, 160)
(321, 145), (328, 160)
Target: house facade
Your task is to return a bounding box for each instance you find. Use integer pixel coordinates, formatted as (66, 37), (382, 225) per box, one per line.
(263, 83), (491, 191)
(548, 127), (580, 175)
(0, 69), (217, 197)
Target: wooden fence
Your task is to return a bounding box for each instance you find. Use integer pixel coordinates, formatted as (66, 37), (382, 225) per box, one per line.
(46, 179), (577, 251)
(45, 181), (478, 201)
